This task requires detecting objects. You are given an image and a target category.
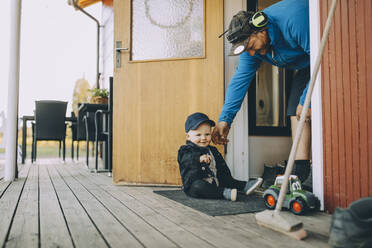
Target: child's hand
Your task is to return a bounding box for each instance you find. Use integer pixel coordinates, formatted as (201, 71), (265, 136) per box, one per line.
(200, 154), (212, 164)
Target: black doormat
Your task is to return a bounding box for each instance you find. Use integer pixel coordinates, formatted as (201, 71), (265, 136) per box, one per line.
(153, 190), (266, 216)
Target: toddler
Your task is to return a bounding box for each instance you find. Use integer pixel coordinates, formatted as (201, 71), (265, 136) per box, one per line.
(177, 112), (263, 201)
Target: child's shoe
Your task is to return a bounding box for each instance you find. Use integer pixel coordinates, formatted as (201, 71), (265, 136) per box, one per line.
(223, 188), (237, 201)
(244, 178), (263, 195)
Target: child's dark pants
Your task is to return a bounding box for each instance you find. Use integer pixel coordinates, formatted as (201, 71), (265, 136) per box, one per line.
(185, 179), (247, 199)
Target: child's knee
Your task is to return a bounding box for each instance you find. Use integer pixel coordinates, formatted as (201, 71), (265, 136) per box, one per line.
(187, 180), (208, 197)
(190, 180), (207, 192)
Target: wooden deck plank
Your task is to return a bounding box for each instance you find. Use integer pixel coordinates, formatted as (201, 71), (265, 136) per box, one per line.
(69, 164), (216, 248)
(297, 212), (331, 234)
(0, 180), (11, 198)
(74, 166), (278, 248)
(294, 215), (330, 247)
(6, 164), (38, 248)
(0, 164), (31, 246)
(39, 163), (74, 247)
(2, 160), (330, 247)
(54, 164), (144, 248)
(75, 165), (328, 248)
(0, 167), (4, 180)
(0, 163), (26, 196)
(223, 213), (329, 248)
(126, 186), (317, 248)
(47, 163), (109, 248)
(63, 167), (180, 248)
(151, 186), (331, 247)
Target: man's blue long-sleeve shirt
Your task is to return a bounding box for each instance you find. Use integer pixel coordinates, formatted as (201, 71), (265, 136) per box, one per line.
(219, 0), (310, 125)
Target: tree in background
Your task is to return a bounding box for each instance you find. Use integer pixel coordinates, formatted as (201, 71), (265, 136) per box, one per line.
(72, 77), (91, 116)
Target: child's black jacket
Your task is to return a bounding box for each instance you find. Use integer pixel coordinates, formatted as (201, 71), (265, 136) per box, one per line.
(177, 141), (235, 191)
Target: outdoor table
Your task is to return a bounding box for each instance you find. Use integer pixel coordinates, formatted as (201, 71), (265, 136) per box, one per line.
(21, 115), (76, 164)
(78, 103), (108, 116)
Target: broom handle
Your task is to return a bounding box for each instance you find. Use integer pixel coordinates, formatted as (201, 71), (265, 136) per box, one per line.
(275, 0), (338, 212)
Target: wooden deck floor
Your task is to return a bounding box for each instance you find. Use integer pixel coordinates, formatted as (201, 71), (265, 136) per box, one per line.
(0, 159), (332, 248)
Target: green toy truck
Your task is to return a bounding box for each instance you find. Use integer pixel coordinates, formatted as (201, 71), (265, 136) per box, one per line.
(263, 175), (320, 215)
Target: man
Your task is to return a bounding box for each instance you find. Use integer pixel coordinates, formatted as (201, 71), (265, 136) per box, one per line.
(212, 0), (311, 184)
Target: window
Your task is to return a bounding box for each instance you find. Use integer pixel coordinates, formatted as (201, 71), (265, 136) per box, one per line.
(131, 0), (204, 61)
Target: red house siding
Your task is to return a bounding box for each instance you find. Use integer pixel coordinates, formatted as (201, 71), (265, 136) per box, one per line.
(320, 0), (372, 212)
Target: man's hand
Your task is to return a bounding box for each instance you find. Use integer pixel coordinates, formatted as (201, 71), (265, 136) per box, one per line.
(211, 121), (230, 145)
(296, 104), (311, 121)
(200, 154), (212, 164)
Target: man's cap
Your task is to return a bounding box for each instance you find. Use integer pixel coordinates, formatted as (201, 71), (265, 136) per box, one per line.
(219, 11), (268, 56)
(185, 112), (215, 133)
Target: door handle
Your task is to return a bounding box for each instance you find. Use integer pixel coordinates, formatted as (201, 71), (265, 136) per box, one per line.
(116, 47), (129, 52)
(115, 41), (129, 68)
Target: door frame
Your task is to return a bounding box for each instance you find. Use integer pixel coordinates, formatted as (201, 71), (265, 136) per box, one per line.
(224, 0), (325, 209)
(309, 0), (324, 210)
(224, 0), (250, 181)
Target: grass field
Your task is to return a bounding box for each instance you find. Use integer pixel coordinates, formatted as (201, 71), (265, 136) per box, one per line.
(1, 129), (91, 159)
(25, 142), (89, 158)
(1, 141), (89, 159)
(0, 130), (98, 176)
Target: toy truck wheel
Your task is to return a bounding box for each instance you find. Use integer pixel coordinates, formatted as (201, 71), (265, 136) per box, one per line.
(290, 198), (306, 215)
(264, 194), (277, 209)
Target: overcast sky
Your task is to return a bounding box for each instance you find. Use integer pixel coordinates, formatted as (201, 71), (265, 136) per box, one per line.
(0, 0), (101, 117)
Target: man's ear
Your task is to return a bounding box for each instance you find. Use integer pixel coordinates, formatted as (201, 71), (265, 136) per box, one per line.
(186, 133), (190, 140)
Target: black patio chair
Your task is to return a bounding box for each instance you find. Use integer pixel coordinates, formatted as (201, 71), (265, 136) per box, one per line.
(69, 112), (78, 160)
(69, 109), (92, 161)
(94, 77), (113, 173)
(71, 105), (94, 161)
(31, 100), (67, 163)
(82, 111), (97, 168)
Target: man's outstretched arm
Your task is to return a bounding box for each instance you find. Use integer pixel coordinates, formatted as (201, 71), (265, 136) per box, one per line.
(218, 53), (261, 125)
(213, 53), (261, 144)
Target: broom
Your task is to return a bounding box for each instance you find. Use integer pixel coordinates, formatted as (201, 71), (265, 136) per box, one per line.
(255, 0), (338, 240)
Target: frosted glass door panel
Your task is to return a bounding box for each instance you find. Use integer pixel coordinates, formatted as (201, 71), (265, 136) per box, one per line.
(132, 0), (204, 61)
